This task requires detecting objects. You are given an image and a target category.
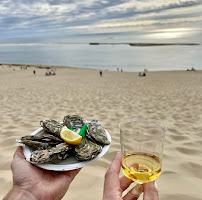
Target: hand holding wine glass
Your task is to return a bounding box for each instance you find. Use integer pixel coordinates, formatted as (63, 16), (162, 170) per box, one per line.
(119, 118), (167, 184)
(103, 152), (159, 200)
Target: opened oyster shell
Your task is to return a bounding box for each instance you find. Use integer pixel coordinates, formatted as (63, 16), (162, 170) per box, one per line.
(18, 140), (58, 151)
(63, 115), (85, 129)
(30, 143), (73, 164)
(87, 123), (110, 146)
(17, 134), (63, 150)
(40, 120), (63, 137)
(21, 134), (63, 142)
(74, 137), (102, 161)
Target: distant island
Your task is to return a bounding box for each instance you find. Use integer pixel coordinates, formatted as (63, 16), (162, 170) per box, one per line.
(89, 42), (200, 46)
(0, 42), (199, 46)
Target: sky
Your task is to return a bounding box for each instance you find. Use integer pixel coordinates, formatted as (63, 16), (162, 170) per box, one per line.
(0, 0), (202, 39)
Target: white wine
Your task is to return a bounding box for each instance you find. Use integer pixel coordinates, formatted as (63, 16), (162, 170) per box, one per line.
(121, 153), (161, 183)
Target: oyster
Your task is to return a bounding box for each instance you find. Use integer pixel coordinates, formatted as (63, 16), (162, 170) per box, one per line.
(63, 115), (85, 129)
(40, 120), (63, 137)
(74, 137), (102, 161)
(17, 134), (63, 150)
(30, 143), (73, 164)
(86, 123), (110, 146)
(18, 140), (57, 151)
(21, 134), (63, 142)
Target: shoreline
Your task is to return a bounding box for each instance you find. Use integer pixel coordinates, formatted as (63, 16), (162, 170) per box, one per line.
(1, 63), (201, 73)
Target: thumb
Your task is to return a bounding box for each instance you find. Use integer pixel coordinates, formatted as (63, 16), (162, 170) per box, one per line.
(143, 181), (159, 200)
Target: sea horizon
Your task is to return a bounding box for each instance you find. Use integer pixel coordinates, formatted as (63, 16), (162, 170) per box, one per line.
(0, 30), (201, 72)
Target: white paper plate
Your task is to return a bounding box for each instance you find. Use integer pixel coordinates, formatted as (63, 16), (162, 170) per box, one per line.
(23, 127), (111, 171)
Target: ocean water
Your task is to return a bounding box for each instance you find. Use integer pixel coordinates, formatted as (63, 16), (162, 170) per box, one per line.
(0, 30), (201, 72)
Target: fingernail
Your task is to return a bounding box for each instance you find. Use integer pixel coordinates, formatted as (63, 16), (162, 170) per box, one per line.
(153, 181), (158, 189)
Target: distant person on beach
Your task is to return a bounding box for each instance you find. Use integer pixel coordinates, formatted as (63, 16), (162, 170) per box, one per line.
(187, 67), (196, 71)
(33, 70), (36, 75)
(51, 69), (56, 75)
(45, 69), (56, 76)
(100, 71), (103, 77)
(4, 148), (159, 200)
(139, 72), (146, 77)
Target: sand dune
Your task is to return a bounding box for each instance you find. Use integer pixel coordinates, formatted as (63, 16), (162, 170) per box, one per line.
(0, 65), (201, 199)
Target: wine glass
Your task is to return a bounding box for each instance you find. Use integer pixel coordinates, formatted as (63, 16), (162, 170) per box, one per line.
(119, 118), (167, 183)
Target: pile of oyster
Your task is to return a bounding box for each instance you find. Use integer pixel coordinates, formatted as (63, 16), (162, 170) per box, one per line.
(17, 115), (110, 164)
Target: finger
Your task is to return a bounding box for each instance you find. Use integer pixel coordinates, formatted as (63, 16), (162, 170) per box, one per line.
(104, 152), (122, 183)
(123, 184), (143, 200)
(120, 176), (133, 191)
(13, 146), (26, 160)
(108, 152), (122, 173)
(143, 181), (159, 200)
(103, 152), (122, 193)
(11, 146), (25, 171)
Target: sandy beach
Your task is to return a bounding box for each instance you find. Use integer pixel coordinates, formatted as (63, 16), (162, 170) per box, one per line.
(0, 64), (201, 200)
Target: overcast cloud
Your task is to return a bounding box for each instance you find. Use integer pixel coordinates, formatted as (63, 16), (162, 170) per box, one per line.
(0, 0), (202, 38)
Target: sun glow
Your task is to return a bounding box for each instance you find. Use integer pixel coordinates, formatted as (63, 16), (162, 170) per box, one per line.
(147, 28), (194, 39)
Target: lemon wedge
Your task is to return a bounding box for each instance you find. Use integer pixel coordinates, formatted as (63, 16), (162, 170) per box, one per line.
(60, 126), (82, 145)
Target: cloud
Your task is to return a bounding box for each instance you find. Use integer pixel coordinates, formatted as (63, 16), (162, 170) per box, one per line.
(0, 0), (201, 38)
(96, 0), (202, 21)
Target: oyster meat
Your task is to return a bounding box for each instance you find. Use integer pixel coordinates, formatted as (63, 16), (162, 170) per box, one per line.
(40, 120), (63, 137)
(63, 115), (85, 129)
(30, 143), (73, 164)
(87, 123), (110, 146)
(74, 137), (102, 161)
